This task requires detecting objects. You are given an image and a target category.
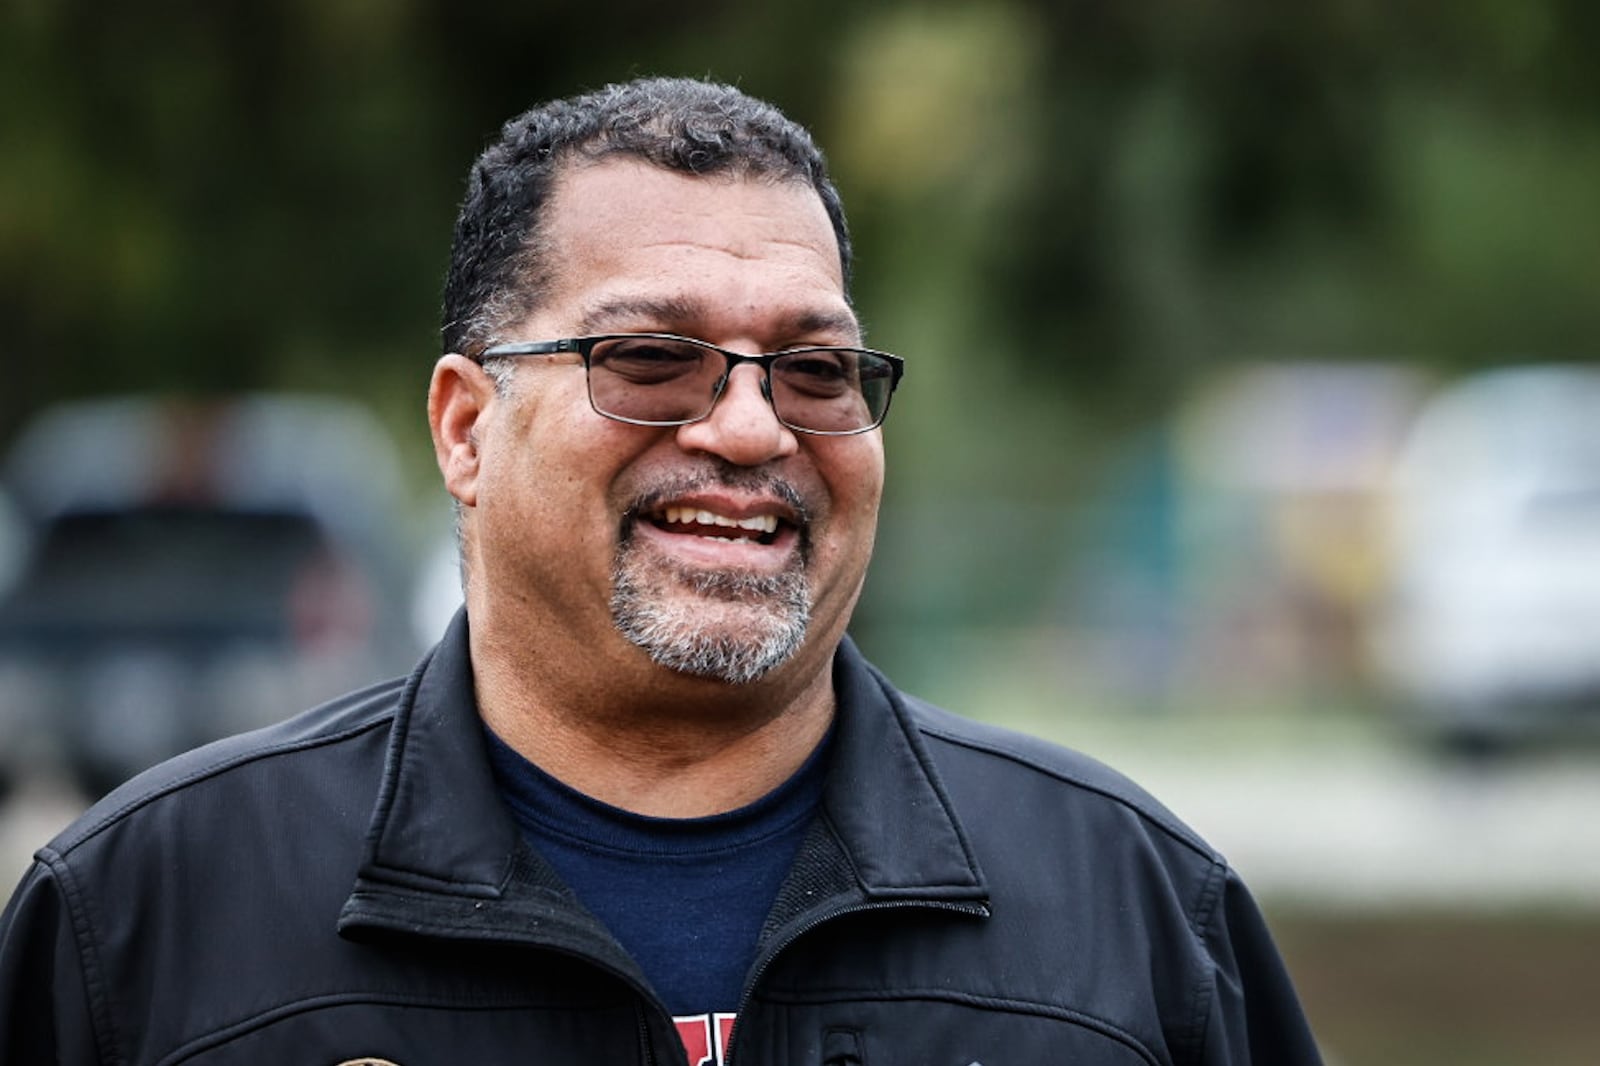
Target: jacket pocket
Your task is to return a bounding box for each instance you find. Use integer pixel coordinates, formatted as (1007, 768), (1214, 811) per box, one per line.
(821, 1027), (865, 1065)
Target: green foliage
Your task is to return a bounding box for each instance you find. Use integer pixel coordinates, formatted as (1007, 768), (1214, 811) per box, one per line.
(4, 2), (1595, 420)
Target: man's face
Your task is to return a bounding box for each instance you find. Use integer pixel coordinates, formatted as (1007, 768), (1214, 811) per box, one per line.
(460, 159), (883, 687)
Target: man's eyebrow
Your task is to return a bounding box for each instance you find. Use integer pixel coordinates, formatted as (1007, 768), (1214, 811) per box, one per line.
(577, 297), (701, 334)
(576, 299), (862, 344)
(789, 309), (863, 342)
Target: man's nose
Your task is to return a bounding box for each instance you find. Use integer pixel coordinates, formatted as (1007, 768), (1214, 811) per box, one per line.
(674, 364), (800, 465)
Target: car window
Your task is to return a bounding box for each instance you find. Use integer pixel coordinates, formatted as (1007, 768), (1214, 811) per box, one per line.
(0, 507), (335, 642)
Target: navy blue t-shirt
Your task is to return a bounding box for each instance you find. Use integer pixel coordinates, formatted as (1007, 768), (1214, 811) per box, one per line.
(484, 726), (830, 1021)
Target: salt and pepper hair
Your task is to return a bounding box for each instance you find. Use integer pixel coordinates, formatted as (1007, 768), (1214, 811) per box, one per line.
(440, 77), (853, 359)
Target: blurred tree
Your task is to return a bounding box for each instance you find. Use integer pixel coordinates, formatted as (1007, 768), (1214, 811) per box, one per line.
(5, 0), (1597, 432)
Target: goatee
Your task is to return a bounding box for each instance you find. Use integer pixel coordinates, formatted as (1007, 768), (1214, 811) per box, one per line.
(609, 471), (812, 684)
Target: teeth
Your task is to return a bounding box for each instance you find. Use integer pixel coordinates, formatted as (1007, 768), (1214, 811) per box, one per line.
(662, 506), (779, 534)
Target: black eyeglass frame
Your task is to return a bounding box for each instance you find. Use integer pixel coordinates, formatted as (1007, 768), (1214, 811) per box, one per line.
(475, 333), (905, 436)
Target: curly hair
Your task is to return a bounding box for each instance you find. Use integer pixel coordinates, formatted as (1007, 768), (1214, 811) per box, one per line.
(440, 78), (852, 356)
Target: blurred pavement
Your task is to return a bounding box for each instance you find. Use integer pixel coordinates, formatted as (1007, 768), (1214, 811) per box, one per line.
(1, 776), (87, 890)
(1101, 743), (1600, 909)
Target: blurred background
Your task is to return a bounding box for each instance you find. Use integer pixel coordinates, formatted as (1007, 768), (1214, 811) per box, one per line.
(3, 2), (1599, 1061)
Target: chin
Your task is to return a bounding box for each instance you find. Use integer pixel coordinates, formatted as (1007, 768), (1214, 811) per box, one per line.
(610, 541), (814, 685)
(612, 591), (810, 686)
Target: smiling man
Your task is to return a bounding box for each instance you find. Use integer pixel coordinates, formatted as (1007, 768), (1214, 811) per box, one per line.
(434, 155), (884, 822)
(0, 79), (1321, 1064)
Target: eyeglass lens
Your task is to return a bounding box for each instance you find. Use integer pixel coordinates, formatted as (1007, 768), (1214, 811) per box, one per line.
(587, 336), (894, 432)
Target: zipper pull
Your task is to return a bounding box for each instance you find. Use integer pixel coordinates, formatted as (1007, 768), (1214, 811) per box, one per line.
(821, 1027), (864, 1065)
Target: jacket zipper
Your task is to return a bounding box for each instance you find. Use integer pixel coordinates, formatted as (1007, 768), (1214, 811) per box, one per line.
(635, 999), (658, 1066)
(723, 897), (990, 1066)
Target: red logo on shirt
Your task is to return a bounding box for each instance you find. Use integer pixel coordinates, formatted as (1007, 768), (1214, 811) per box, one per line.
(675, 1012), (737, 1066)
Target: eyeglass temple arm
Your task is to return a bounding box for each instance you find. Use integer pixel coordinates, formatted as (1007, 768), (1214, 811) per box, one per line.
(474, 339), (582, 360)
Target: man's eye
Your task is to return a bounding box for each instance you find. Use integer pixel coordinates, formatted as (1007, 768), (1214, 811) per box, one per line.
(594, 340), (703, 382)
(783, 354), (847, 379)
(776, 352), (855, 395)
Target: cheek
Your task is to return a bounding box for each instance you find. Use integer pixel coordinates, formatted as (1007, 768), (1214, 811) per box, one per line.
(813, 441), (885, 563)
(479, 403), (604, 539)
(523, 416), (673, 550)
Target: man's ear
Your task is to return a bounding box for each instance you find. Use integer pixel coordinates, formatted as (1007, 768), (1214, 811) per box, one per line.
(429, 354), (495, 508)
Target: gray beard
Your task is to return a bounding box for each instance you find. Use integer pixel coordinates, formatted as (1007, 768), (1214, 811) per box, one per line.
(609, 540), (811, 685)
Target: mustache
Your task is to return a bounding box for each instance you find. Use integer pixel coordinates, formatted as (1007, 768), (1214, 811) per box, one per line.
(621, 464), (811, 529)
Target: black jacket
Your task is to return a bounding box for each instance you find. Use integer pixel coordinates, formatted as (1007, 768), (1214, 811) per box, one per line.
(0, 613), (1321, 1064)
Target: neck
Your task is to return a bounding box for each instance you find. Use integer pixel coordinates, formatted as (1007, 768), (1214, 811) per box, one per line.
(471, 620), (838, 818)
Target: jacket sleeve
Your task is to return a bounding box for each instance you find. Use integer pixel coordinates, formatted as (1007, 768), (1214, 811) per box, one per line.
(0, 860), (104, 1064)
(1196, 864), (1323, 1065)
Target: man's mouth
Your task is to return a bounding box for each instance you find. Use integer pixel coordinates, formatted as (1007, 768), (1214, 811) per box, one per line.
(650, 506), (785, 546)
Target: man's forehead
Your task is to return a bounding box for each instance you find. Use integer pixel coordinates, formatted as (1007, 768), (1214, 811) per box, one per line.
(542, 158), (838, 258)
(529, 160), (855, 342)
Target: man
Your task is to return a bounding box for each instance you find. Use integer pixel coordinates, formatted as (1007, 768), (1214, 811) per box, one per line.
(0, 78), (1321, 1063)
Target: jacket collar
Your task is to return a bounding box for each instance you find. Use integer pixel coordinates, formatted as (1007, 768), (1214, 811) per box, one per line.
(339, 610), (987, 940)
(822, 638), (987, 900)
(352, 608), (521, 896)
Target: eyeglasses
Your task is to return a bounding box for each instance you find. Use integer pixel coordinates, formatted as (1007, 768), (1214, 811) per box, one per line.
(476, 333), (904, 436)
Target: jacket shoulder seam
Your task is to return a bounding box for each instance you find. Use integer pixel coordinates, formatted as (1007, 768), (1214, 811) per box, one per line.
(1180, 857), (1229, 1060)
(33, 850), (124, 1063)
(915, 717), (1216, 862)
(55, 712), (395, 854)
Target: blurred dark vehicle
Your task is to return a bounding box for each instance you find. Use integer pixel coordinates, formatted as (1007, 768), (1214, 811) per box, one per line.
(0, 395), (423, 798)
(1374, 365), (1600, 750)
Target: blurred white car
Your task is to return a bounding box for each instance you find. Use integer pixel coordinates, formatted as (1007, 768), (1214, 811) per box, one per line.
(1374, 366), (1600, 746)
